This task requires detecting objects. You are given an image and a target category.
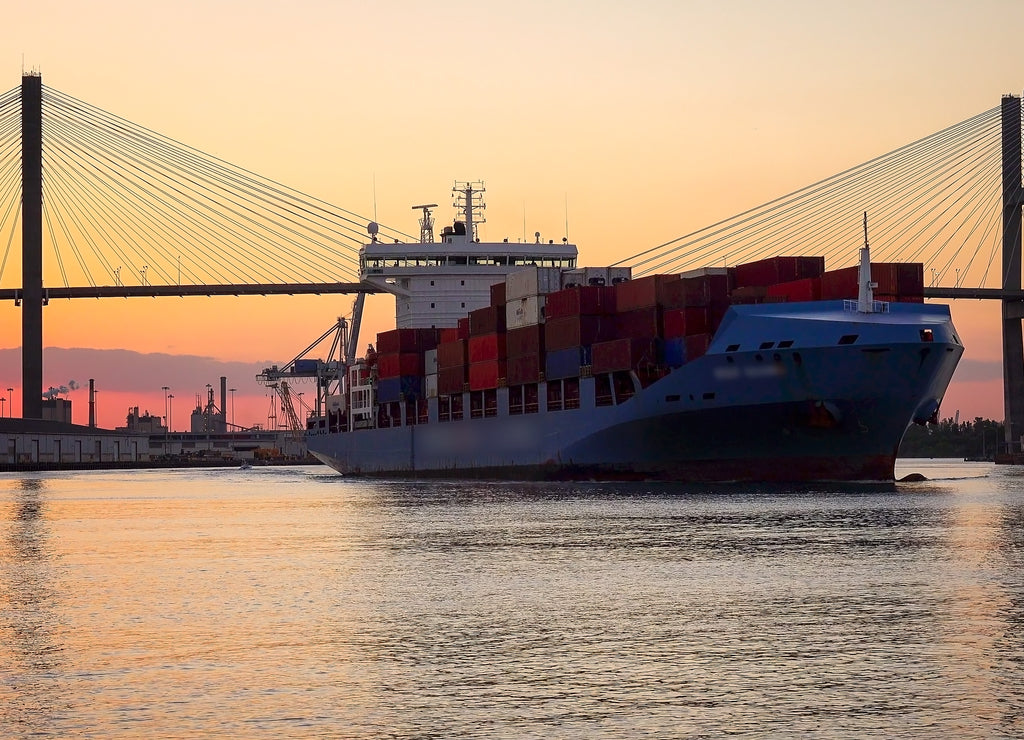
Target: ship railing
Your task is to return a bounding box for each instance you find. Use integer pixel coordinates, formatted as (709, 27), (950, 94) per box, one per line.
(843, 299), (890, 313)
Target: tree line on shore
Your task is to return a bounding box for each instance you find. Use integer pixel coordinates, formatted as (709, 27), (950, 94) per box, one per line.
(898, 416), (1003, 459)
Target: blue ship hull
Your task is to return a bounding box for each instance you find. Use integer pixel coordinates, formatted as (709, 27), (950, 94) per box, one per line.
(306, 301), (962, 482)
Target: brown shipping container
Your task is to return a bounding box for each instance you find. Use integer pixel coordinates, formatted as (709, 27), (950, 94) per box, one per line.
(506, 325), (544, 358)
(616, 307), (663, 339)
(438, 365), (467, 396)
(730, 285), (770, 304)
(684, 333), (711, 361)
(545, 285), (616, 319)
(457, 317), (470, 339)
(663, 307), (709, 339)
(468, 334), (507, 363)
(439, 328), (460, 343)
(545, 315), (618, 352)
(469, 305), (506, 336)
(490, 281), (507, 307)
(820, 267), (858, 299)
(376, 352), (424, 379)
(766, 277), (822, 302)
(507, 354), (543, 386)
(592, 338), (661, 374)
(614, 274), (681, 312)
(896, 263), (924, 296)
(469, 361), (506, 391)
(733, 256), (825, 288)
(437, 340), (468, 370)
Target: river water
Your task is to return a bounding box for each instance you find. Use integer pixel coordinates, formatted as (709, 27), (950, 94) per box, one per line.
(1, 460), (1022, 738)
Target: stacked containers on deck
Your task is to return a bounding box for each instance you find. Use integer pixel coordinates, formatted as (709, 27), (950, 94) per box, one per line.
(544, 284), (617, 379)
(436, 324), (469, 396)
(818, 262), (925, 303)
(468, 303), (506, 391)
(374, 328), (437, 403)
(504, 267), (560, 384)
(730, 256), (824, 304)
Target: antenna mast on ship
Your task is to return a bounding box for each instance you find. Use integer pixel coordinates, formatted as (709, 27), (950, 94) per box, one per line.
(453, 180), (486, 241)
(412, 203), (437, 243)
(857, 211), (877, 313)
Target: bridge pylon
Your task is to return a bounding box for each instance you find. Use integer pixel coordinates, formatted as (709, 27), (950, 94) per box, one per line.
(1002, 93), (1024, 452)
(21, 74), (43, 420)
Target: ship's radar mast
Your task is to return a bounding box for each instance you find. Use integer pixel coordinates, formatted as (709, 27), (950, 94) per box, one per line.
(857, 211), (877, 313)
(453, 180), (486, 241)
(412, 203), (437, 243)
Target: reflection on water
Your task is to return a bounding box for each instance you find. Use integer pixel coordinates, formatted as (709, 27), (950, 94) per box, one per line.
(1, 478), (64, 735)
(0, 462), (1022, 738)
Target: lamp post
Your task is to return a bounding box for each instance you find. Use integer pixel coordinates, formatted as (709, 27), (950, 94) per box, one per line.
(168, 394), (174, 433)
(1, 397), (6, 418)
(5, 388), (11, 417)
(162, 386), (170, 431)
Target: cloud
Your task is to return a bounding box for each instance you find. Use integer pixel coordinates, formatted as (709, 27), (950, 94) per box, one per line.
(951, 357), (1002, 383)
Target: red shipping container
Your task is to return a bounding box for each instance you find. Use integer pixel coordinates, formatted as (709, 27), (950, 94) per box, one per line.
(545, 285), (616, 319)
(439, 327), (460, 343)
(469, 305), (506, 336)
(437, 340), (467, 370)
(469, 361), (506, 391)
(614, 274), (681, 312)
(820, 267), (858, 299)
(457, 317), (470, 339)
(469, 333), (507, 363)
(545, 315), (618, 351)
(734, 256), (824, 288)
(592, 338), (661, 373)
(663, 307), (709, 339)
(376, 352), (424, 379)
(896, 263), (924, 296)
(506, 325), (544, 358)
(377, 328), (431, 355)
(507, 353), (543, 386)
(730, 285), (770, 304)
(490, 281), (507, 307)
(684, 333), (711, 361)
(438, 365), (467, 395)
(766, 277), (822, 302)
(616, 307), (663, 339)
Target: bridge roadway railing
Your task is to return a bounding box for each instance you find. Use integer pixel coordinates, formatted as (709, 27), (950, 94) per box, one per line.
(0, 282), (381, 301)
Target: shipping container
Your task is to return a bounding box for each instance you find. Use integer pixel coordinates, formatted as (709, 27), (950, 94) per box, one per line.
(766, 277), (822, 302)
(663, 307), (709, 339)
(457, 317), (470, 339)
(424, 349), (438, 375)
(505, 266), (562, 300)
(684, 333), (711, 361)
(733, 256), (825, 288)
(506, 324), (544, 358)
(376, 375), (424, 403)
(664, 273), (732, 308)
(489, 281), (506, 307)
(730, 285), (771, 304)
(614, 274), (681, 312)
(663, 337), (686, 367)
(545, 315), (618, 351)
(545, 285), (616, 319)
(507, 353), (543, 386)
(469, 360), (506, 390)
(469, 305), (505, 336)
(437, 340), (468, 370)
(592, 337), (661, 374)
(376, 352), (424, 379)
(438, 365), (467, 396)
(377, 328), (437, 355)
(820, 267), (859, 300)
(505, 295), (546, 330)
(468, 333), (507, 363)
(425, 374), (438, 399)
(439, 327), (461, 343)
(545, 346), (591, 380)
(896, 263), (924, 296)
(292, 359), (318, 374)
(616, 306), (663, 339)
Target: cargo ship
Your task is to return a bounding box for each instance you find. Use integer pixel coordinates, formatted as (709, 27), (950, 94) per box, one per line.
(304, 182), (962, 481)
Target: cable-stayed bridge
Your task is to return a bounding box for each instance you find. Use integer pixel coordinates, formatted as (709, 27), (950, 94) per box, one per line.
(2, 75), (1024, 445)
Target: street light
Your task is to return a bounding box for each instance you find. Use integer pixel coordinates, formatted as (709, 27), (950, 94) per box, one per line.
(162, 386), (170, 431)
(168, 394), (174, 433)
(5, 388), (11, 417)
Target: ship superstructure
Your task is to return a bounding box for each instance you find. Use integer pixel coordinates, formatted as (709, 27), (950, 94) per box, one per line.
(304, 188), (963, 482)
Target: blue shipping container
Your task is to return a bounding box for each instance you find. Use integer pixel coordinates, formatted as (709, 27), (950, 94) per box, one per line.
(663, 337), (686, 368)
(377, 375), (424, 403)
(293, 359), (318, 373)
(545, 346), (591, 380)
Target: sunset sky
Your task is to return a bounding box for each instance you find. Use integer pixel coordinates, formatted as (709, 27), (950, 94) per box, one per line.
(1, 0), (1022, 429)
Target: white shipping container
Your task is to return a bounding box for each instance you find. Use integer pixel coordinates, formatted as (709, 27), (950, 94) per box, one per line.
(505, 295), (546, 330)
(327, 393), (347, 413)
(505, 266), (562, 301)
(425, 374), (438, 399)
(679, 266), (728, 279)
(424, 349), (438, 375)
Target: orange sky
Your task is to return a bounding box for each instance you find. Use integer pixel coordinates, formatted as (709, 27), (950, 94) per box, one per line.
(1, 1), (1023, 428)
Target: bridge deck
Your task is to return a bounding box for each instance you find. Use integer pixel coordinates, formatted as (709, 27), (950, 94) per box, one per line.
(0, 283), (380, 300)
